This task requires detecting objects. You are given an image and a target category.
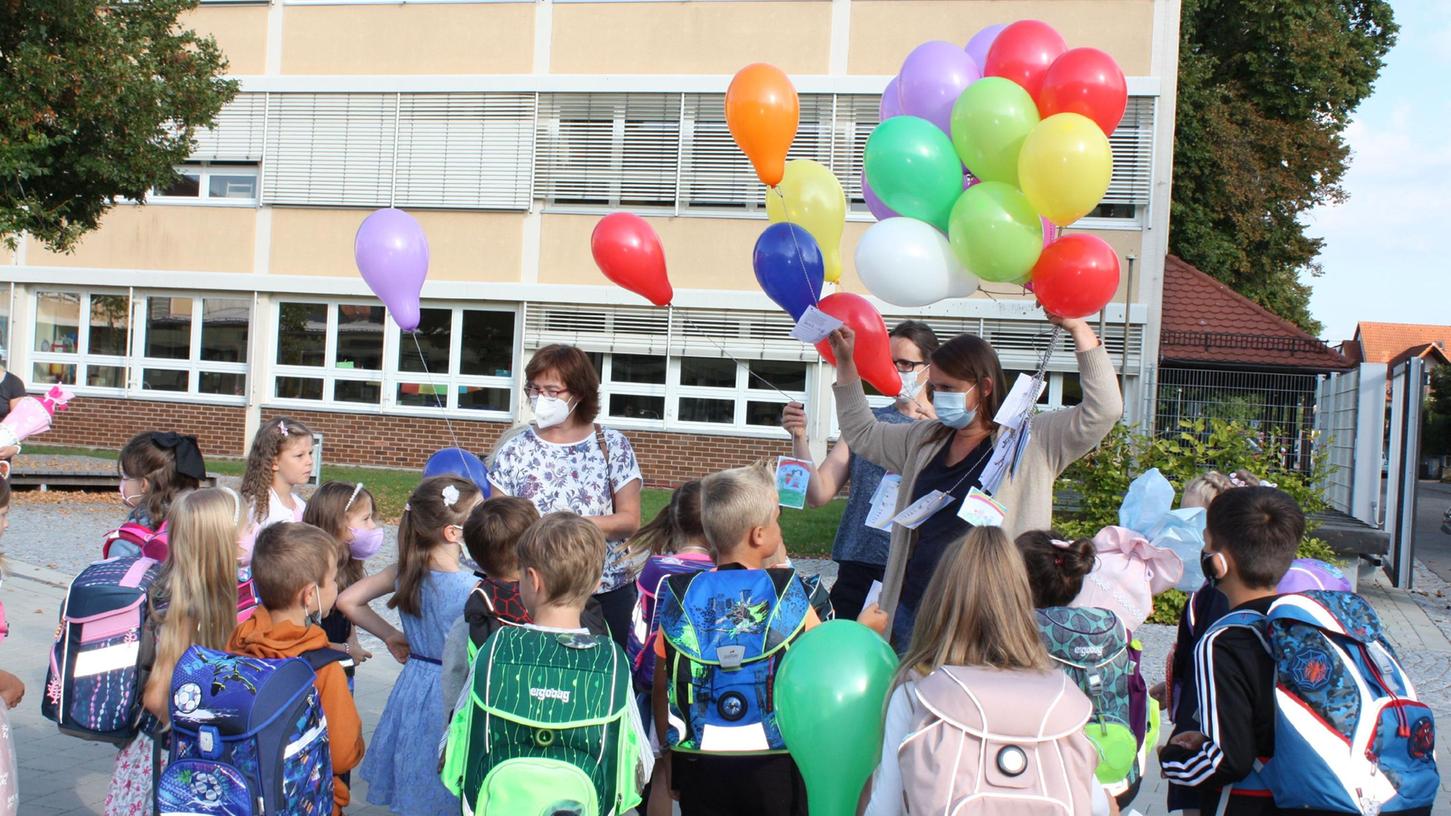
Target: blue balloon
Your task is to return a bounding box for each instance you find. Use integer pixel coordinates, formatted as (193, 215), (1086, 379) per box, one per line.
(753, 223), (825, 320)
(423, 448), (491, 497)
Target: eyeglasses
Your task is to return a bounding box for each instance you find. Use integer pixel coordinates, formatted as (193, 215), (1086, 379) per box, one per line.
(524, 385), (569, 399)
(893, 359), (928, 373)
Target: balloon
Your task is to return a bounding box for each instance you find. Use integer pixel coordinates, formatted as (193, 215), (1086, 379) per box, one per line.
(863, 116), (963, 232)
(590, 212), (672, 306)
(776, 621), (899, 816)
(726, 63), (799, 187)
(880, 76), (902, 121)
(949, 76), (1040, 186)
(1039, 47), (1128, 135)
(983, 19), (1067, 100)
(1277, 558), (1353, 594)
(753, 223), (825, 320)
(965, 23), (1007, 70)
(897, 40), (982, 135)
(1042, 217), (1059, 248)
(1030, 233), (1121, 318)
(1018, 112), (1113, 226)
(765, 160), (846, 284)
(422, 448), (491, 496)
(860, 175), (899, 221)
(947, 181), (1044, 284)
(856, 217), (978, 307)
(355, 208), (429, 332)
(814, 293), (902, 397)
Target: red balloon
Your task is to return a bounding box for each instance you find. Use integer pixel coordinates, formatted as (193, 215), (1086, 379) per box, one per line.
(814, 293), (902, 397)
(1030, 234), (1121, 319)
(1038, 47), (1128, 136)
(591, 213), (672, 306)
(983, 20), (1068, 101)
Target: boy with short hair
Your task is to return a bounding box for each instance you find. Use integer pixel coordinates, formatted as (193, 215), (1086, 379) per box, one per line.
(228, 522), (364, 815)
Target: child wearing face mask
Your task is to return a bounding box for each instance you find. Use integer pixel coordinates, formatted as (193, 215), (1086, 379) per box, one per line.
(238, 417), (316, 563)
(303, 481), (384, 683)
(228, 522), (365, 815)
(106, 431), (207, 560)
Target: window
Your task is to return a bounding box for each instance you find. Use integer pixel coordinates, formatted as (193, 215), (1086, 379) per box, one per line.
(274, 302), (383, 405)
(677, 94), (839, 212)
(138, 296), (251, 398)
(591, 352), (807, 432)
(149, 163), (258, 205)
(31, 291), (129, 389)
(535, 93), (680, 208)
(395, 307), (515, 414)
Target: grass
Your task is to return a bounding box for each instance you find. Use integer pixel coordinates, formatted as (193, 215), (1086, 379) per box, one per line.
(23, 444), (848, 557)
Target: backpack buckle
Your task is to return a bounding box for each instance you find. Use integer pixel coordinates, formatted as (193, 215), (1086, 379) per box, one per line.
(1087, 674), (1103, 698)
(199, 725), (220, 759)
(717, 646), (745, 671)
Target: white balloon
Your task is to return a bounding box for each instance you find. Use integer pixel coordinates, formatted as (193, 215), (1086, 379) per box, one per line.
(854, 217), (978, 307)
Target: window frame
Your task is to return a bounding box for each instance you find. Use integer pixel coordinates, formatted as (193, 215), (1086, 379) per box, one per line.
(29, 289), (131, 394)
(147, 162), (259, 208)
(135, 294), (252, 404)
(587, 351), (807, 438)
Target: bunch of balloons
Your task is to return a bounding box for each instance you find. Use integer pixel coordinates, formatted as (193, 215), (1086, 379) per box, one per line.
(860, 20), (1126, 318)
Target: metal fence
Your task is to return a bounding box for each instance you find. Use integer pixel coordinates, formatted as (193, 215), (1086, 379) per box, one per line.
(1314, 367), (1361, 513)
(1153, 366), (1320, 472)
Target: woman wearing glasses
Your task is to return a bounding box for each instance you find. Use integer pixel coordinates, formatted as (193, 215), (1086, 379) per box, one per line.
(780, 321), (939, 621)
(486, 344), (643, 647)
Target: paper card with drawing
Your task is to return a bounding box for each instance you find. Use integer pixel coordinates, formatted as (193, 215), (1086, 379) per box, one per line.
(993, 373), (1046, 431)
(775, 456), (812, 509)
(789, 306), (844, 344)
(865, 474), (901, 531)
(957, 487), (1008, 527)
(891, 490), (953, 529)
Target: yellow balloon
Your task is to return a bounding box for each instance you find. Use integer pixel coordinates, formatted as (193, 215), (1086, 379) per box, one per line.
(1017, 113), (1113, 227)
(765, 159), (846, 283)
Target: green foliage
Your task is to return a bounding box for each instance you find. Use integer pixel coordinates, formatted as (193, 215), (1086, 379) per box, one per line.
(1424, 366), (1451, 457)
(0, 0), (238, 251)
(1170, 0), (1397, 334)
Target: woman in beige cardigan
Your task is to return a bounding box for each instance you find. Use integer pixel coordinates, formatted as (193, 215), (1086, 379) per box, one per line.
(827, 316), (1122, 646)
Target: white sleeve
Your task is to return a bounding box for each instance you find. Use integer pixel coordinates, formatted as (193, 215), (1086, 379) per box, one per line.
(626, 691), (655, 782)
(863, 684), (913, 816)
(1090, 782), (1111, 816)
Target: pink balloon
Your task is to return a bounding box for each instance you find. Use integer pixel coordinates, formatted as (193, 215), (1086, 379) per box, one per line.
(355, 208), (429, 332)
(965, 24), (1007, 71)
(1041, 217), (1059, 248)
(898, 40), (982, 134)
(880, 76), (902, 121)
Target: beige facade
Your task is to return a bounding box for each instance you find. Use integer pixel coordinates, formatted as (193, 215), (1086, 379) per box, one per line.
(25, 206), (257, 274)
(281, 4), (536, 75)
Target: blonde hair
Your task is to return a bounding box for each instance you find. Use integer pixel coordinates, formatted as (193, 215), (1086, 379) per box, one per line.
(700, 462), (776, 557)
(252, 523), (336, 610)
(241, 417), (314, 523)
(1182, 469), (1260, 510)
(897, 526), (1049, 687)
(516, 512), (605, 609)
(146, 487), (244, 724)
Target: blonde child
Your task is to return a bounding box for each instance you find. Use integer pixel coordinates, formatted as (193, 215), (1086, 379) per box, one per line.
(0, 480), (22, 816)
(303, 481), (382, 674)
(239, 417), (315, 562)
(104, 487), (243, 815)
(337, 475), (482, 815)
(106, 431), (208, 559)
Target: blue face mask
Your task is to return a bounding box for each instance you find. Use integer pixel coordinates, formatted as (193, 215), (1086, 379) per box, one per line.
(932, 387), (978, 430)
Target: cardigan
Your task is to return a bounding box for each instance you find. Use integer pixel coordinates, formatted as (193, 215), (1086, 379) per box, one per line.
(833, 343), (1123, 621)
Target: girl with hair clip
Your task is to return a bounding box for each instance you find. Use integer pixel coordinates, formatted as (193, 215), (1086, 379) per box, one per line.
(303, 481), (383, 683)
(107, 431), (208, 560)
(104, 487), (245, 815)
(238, 417), (315, 563)
(338, 475), (482, 816)
(626, 479), (713, 692)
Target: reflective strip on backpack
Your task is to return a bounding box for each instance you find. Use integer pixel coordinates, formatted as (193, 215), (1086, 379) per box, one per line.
(73, 641), (141, 678)
(284, 716), (328, 759)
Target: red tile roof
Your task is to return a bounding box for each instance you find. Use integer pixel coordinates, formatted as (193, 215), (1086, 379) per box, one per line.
(1351, 322), (1451, 365)
(1159, 255), (1350, 371)
(1385, 342), (1451, 369)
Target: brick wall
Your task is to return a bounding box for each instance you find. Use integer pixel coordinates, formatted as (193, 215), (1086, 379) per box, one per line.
(46, 397), (247, 457)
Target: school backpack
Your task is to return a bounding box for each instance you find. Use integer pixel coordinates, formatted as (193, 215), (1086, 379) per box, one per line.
(898, 666), (1100, 815)
(655, 566), (812, 754)
(1036, 606), (1153, 799)
(156, 645), (348, 816)
(1206, 590), (1439, 813)
(42, 555), (162, 744)
(628, 554), (714, 689)
(441, 626), (643, 816)
(102, 521), (170, 562)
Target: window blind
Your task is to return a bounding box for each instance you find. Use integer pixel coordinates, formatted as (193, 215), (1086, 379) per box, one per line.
(1104, 96), (1155, 205)
(533, 93), (681, 207)
(189, 93), (266, 162)
(394, 92), (536, 210)
(263, 93), (397, 207)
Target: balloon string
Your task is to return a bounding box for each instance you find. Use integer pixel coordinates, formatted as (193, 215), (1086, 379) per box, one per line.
(409, 331), (469, 460)
(678, 315), (800, 403)
(768, 186), (823, 309)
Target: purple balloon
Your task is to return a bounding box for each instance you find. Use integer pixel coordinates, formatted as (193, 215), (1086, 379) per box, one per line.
(1277, 558), (1353, 594)
(898, 40), (982, 135)
(965, 24), (1008, 71)
(355, 208), (429, 332)
(861, 175), (899, 221)
(880, 76), (902, 121)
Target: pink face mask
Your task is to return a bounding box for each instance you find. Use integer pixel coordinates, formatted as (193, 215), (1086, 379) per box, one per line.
(119, 481), (144, 509)
(348, 527), (385, 560)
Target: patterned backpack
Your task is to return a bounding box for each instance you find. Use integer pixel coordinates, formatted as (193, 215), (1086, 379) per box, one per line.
(628, 554), (714, 689)
(1205, 591), (1439, 813)
(1036, 606), (1153, 799)
(42, 555), (162, 744)
(655, 566), (811, 754)
(156, 645), (347, 816)
(441, 626), (643, 816)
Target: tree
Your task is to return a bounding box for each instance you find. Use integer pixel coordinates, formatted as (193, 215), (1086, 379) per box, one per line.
(1169, 0), (1397, 336)
(0, 0), (237, 252)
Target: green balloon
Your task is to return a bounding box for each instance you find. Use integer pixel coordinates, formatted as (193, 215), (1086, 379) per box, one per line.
(863, 116), (964, 231)
(947, 181), (1044, 283)
(776, 621), (899, 816)
(950, 77), (1040, 186)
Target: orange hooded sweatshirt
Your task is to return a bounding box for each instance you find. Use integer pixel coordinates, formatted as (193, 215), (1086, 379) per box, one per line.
(227, 606), (364, 814)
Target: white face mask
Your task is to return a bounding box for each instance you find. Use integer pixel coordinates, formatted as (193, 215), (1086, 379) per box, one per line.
(530, 395), (574, 429)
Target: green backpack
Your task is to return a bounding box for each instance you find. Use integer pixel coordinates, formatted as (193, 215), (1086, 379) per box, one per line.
(441, 626), (644, 816)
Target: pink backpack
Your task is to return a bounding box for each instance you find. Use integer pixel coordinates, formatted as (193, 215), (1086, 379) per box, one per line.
(101, 521), (170, 561)
(898, 666), (1100, 815)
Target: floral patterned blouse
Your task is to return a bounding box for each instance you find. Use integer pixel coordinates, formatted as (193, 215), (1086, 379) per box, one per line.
(488, 425), (643, 592)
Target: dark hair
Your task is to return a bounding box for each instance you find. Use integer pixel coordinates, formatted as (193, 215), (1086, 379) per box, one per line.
(120, 432), (203, 528)
(251, 522), (336, 610)
(242, 417), (315, 523)
(928, 334), (1007, 441)
(392, 476), (481, 616)
(302, 481), (377, 592)
(891, 320), (940, 360)
(1206, 486), (1304, 589)
(1015, 530), (1097, 608)
(525, 345), (601, 424)
(463, 496), (541, 578)
(626, 479), (705, 560)
(0, 477), (10, 510)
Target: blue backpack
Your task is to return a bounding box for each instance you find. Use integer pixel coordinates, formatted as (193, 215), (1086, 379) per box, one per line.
(156, 645), (349, 816)
(1205, 591), (1438, 813)
(655, 566), (811, 755)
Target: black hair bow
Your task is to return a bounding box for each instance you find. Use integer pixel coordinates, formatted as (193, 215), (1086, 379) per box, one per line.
(150, 432), (208, 481)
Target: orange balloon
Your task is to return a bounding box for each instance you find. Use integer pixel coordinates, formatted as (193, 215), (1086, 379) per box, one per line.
(726, 63), (799, 187)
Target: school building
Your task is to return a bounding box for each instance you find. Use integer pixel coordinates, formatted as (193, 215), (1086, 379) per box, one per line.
(0, 0), (1182, 485)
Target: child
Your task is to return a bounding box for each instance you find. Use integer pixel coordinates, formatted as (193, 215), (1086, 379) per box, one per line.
(229, 522), (365, 814)
(303, 481), (381, 675)
(337, 475), (482, 816)
(441, 512), (652, 815)
(0, 480), (21, 816)
(864, 526), (1111, 816)
(627, 479), (713, 691)
(104, 487), (242, 815)
(107, 431), (207, 559)
(239, 417), (315, 562)
(1159, 487), (1303, 815)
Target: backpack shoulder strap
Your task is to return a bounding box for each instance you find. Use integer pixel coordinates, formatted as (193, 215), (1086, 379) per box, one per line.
(594, 423), (616, 514)
(301, 647), (352, 674)
(1204, 609), (1269, 653)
